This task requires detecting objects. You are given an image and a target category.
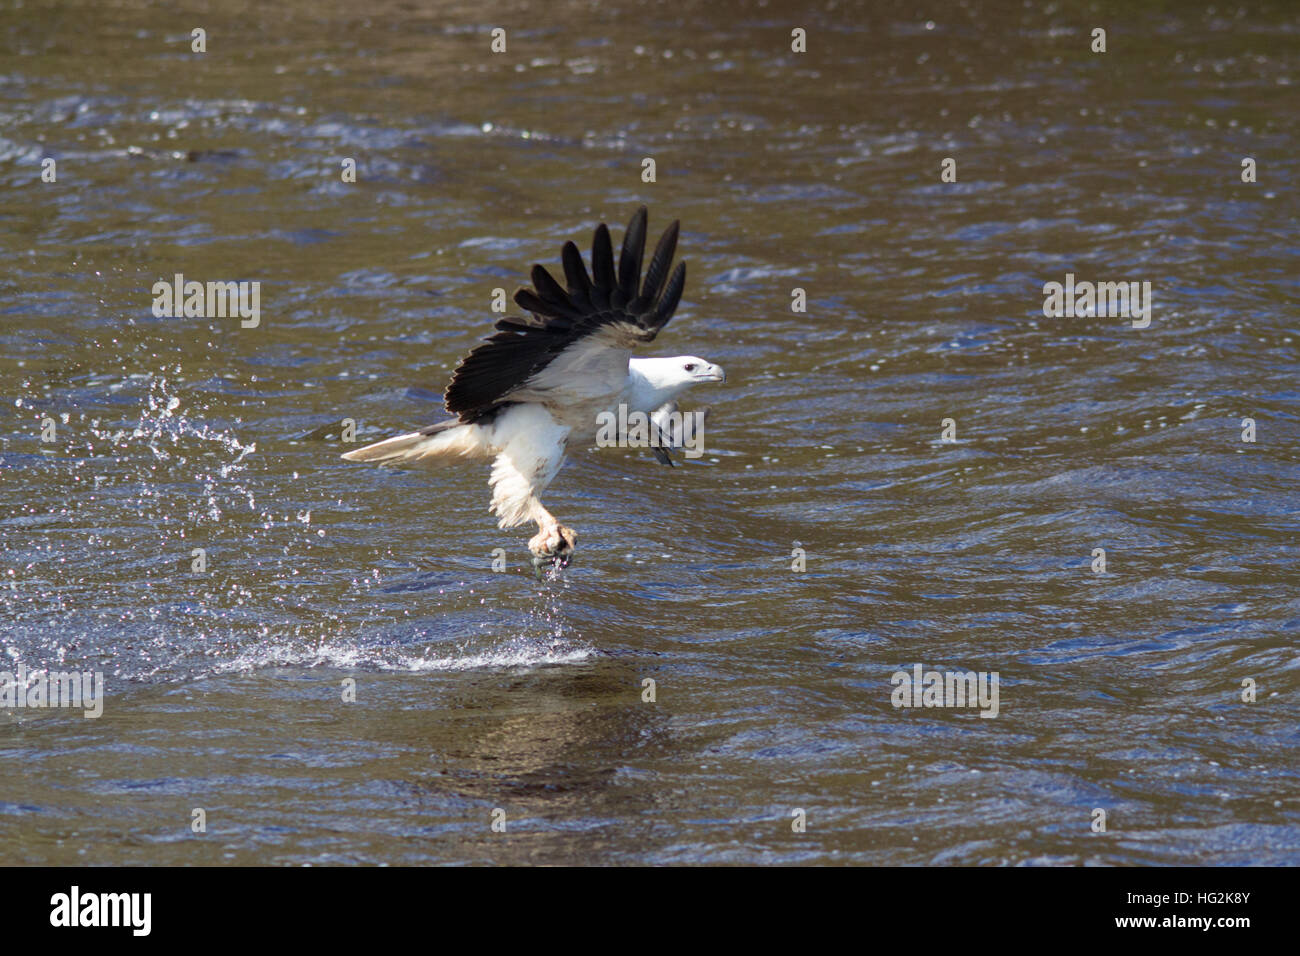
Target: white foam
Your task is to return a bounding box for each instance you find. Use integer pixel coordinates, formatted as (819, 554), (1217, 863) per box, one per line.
(212, 636), (592, 675)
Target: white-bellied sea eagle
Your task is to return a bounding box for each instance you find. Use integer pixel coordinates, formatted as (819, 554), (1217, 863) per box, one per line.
(342, 207), (725, 571)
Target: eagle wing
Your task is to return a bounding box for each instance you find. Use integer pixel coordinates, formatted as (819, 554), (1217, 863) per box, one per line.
(443, 206), (686, 422)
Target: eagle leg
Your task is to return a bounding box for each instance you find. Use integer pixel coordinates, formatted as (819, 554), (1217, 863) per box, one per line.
(528, 512), (578, 574)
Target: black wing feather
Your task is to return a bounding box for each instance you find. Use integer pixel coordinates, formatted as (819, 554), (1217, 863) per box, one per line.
(530, 264), (580, 320)
(443, 206), (688, 421)
(617, 206), (647, 302)
(561, 241), (593, 300)
(653, 261), (686, 330)
(635, 219), (679, 311)
(591, 224), (616, 293)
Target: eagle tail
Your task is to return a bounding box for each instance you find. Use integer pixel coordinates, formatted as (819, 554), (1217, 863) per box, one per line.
(341, 418), (490, 466)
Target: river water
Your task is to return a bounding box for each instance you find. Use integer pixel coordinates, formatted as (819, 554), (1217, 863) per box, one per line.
(1, 0), (1297, 865)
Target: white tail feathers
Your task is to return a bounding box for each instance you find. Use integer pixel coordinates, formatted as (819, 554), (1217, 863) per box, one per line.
(341, 421), (491, 466)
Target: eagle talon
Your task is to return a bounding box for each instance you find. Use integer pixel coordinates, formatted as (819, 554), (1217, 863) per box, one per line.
(528, 524), (577, 578)
(530, 552), (571, 579)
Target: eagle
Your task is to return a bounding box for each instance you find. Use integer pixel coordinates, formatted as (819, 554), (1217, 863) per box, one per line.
(342, 207), (725, 571)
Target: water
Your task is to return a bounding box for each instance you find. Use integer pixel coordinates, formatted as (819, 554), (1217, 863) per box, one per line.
(2, 0), (1298, 865)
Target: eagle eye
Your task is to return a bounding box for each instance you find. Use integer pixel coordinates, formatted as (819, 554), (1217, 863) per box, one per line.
(684, 363), (697, 372)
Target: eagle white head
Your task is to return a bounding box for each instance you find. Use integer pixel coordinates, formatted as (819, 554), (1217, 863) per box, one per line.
(631, 355), (726, 392)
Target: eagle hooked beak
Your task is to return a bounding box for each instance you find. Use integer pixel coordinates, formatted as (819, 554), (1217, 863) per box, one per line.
(702, 363), (726, 384)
